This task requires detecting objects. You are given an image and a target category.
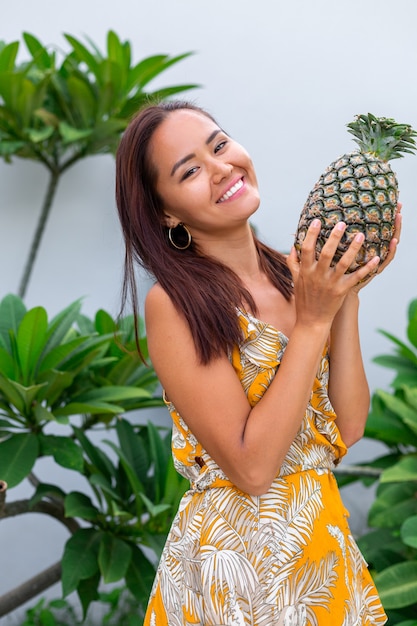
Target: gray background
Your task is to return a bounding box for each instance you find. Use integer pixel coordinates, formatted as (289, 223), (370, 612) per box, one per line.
(1, 0), (416, 620)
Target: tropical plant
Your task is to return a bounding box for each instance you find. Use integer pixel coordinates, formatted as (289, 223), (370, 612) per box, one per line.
(0, 30), (198, 297)
(337, 297), (417, 624)
(12, 586), (143, 625)
(0, 294), (188, 618)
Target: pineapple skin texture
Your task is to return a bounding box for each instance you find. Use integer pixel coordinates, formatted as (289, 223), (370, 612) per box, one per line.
(294, 151), (398, 271)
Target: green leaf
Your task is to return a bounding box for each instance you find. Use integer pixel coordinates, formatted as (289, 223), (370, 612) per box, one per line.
(39, 434), (84, 472)
(76, 571), (100, 619)
(58, 121), (92, 144)
(357, 527), (407, 572)
(64, 492), (99, 520)
(54, 400), (125, 417)
(66, 75), (97, 127)
(381, 456), (417, 483)
(33, 403), (55, 423)
(29, 482), (66, 508)
(64, 34), (102, 80)
(375, 561), (417, 608)
(42, 299), (83, 355)
(17, 77), (44, 127)
(127, 52), (194, 90)
(408, 305), (417, 348)
(0, 379), (47, 416)
(38, 335), (90, 374)
(61, 528), (100, 597)
(73, 426), (115, 481)
(36, 369), (74, 406)
(369, 482), (417, 528)
(147, 84), (200, 102)
(106, 31), (126, 67)
(95, 309), (116, 335)
(98, 534), (132, 583)
(115, 418), (149, 485)
(0, 433), (39, 487)
(0, 375), (26, 413)
(0, 346), (16, 379)
(125, 544), (156, 603)
(26, 126), (54, 143)
(89, 473), (122, 504)
(0, 41), (19, 71)
(377, 391), (417, 435)
(57, 334), (113, 372)
(401, 515), (417, 549)
(0, 294), (26, 353)
(403, 386), (417, 411)
(104, 439), (145, 517)
(76, 313), (95, 335)
(365, 407), (417, 447)
(163, 452), (188, 508)
(17, 306), (48, 384)
(139, 492), (171, 518)
(23, 33), (53, 69)
(147, 421), (168, 502)
(0, 140), (26, 158)
(76, 385), (151, 404)
(377, 329), (417, 365)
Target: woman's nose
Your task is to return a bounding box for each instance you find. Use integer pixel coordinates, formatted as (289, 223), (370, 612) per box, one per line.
(211, 159), (233, 183)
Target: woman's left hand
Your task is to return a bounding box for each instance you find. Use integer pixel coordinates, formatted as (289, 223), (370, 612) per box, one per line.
(352, 202), (402, 293)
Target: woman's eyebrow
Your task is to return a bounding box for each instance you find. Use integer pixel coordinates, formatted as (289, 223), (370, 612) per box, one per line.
(170, 129), (222, 176)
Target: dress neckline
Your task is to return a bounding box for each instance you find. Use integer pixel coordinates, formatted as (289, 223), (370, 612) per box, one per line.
(238, 309), (290, 342)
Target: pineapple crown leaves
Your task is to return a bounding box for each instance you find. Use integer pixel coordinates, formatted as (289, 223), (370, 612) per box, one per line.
(347, 112), (417, 161)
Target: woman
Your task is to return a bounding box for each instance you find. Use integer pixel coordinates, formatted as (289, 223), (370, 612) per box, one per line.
(116, 101), (397, 625)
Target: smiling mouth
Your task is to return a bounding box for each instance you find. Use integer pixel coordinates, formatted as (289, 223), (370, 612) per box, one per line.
(217, 178), (244, 203)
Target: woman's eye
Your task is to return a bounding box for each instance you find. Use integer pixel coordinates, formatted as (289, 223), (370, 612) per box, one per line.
(214, 140), (227, 153)
(181, 166), (198, 180)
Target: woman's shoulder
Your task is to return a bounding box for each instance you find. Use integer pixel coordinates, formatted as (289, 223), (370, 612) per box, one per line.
(145, 282), (185, 330)
(146, 282), (176, 319)
(146, 281), (168, 305)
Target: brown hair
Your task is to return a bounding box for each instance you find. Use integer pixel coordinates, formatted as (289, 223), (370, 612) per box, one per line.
(115, 100), (293, 363)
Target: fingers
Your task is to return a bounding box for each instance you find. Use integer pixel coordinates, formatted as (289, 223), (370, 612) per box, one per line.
(297, 218), (322, 264)
(393, 209), (402, 244)
(300, 219), (347, 268)
(349, 256), (380, 291)
(286, 245), (300, 280)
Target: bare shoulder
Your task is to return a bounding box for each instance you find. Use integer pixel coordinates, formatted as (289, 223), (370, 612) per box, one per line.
(145, 282), (197, 366)
(145, 282), (174, 315)
(145, 282), (189, 333)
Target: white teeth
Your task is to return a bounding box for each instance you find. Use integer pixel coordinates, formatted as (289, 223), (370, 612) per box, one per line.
(218, 179), (243, 203)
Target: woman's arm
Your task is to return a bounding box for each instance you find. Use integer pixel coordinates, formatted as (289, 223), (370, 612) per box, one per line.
(146, 221), (380, 495)
(328, 293), (370, 447)
(329, 205), (402, 447)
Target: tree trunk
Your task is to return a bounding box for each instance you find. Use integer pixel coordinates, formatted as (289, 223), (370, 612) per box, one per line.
(18, 169), (60, 299)
(0, 561), (62, 618)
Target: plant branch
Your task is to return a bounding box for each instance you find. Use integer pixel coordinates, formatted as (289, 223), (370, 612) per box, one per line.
(1, 497), (80, 534)
(0, 480), (7, 516)
(0, 483), (78, 618)
(18, 168), (60, 299)
(0, 561), (62, 618)
(334, 464), (383, 478)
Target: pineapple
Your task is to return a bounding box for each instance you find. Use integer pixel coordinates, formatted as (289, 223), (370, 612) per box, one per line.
(294, 113), (417, 271)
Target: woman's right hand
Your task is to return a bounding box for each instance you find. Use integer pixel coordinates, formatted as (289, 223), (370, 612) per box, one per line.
(287, 219), (380, 328)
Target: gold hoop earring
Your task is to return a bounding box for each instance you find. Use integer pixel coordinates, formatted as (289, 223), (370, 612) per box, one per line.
(168, 223), (192, 250)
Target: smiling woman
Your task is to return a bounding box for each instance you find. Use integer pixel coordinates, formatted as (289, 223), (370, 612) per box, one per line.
(115, 100), (394, 625)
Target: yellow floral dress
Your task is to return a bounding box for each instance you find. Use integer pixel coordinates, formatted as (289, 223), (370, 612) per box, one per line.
(144, 310), (387, 626)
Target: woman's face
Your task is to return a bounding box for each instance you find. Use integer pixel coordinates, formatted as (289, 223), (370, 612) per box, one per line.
(149, 109), (260, 240)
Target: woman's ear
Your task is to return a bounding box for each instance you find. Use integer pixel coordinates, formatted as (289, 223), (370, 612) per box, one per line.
(163, 213), (179, 229)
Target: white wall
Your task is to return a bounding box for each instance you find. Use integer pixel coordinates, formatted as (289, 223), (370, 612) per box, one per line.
(1, 0), (417, 620)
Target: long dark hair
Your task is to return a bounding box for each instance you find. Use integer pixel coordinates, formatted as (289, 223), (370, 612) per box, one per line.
(115, 100), (293, 363)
